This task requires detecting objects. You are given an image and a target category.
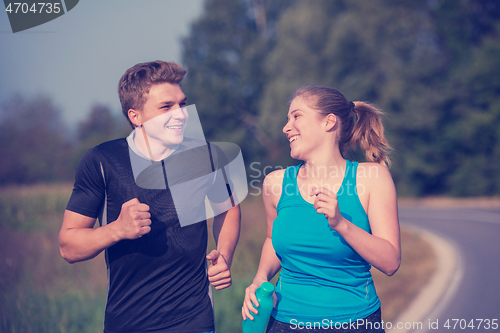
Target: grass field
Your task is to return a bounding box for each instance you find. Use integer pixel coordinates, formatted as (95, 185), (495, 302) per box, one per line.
(1, 184), (437, 332)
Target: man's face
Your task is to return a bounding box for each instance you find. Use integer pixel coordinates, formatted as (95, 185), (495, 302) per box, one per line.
(138, 82), (189, 149)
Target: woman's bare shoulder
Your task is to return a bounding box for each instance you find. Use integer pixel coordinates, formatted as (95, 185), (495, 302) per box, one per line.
(356, 162), (395, 194)
(356, 162), (391, 180)
(263, 168), (286, 185)
(262, 168), (286, 207)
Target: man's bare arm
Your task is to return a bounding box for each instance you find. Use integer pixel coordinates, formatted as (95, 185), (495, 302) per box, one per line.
(207, 204), (241, 290)
(59, 198), (151, 263)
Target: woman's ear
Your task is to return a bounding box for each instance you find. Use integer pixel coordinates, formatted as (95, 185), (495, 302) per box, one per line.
(128, 109), (142, 128)
(325, 113), (337, 131)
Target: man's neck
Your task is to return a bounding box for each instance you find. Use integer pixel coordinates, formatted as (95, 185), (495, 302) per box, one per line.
(132, 127), (174, 161)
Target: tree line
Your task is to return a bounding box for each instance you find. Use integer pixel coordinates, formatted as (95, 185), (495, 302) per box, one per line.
(1, 0), (499, 197)
(181, 0), (500, 197)
(0, 94), (130, 186)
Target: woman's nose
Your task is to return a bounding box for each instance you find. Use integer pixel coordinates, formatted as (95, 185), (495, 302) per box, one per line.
(283, 120), (291, 134)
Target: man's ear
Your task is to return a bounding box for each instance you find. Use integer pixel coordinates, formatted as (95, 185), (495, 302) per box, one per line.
(325, 113), (337, 131)
(128, 109), (142, 127)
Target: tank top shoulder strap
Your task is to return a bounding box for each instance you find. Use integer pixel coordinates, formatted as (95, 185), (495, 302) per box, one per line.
(277, 164), (303, 211)
(343, 160), (358, 185)
(281, 163), (300, 187)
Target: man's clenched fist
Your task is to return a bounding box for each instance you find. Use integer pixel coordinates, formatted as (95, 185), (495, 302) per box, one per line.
(115, 198), (151, 240)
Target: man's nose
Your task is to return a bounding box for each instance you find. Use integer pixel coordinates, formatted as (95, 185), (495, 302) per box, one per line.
(172, 105), (187, 119)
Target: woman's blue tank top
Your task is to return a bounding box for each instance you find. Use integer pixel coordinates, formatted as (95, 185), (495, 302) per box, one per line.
(271, 161), (380, 325)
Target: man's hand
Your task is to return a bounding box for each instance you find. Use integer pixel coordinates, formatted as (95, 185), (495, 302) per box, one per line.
(114, 198), (151, 240)
(206, 249), (232, 290)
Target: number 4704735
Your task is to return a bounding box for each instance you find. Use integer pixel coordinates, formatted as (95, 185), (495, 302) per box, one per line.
(5, 2), (61, 14)
(444, 319), (498, 330)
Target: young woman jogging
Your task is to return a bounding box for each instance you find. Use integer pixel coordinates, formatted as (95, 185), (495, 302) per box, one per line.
(242, 85), (400, 332)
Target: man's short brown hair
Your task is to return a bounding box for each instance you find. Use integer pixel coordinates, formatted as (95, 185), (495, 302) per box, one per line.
(118, 61), (187, 128)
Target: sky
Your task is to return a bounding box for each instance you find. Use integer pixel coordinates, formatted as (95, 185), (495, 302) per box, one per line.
(0, 0), (204, 126)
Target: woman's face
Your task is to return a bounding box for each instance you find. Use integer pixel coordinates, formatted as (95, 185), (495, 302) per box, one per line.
(283, 96), (326, 160)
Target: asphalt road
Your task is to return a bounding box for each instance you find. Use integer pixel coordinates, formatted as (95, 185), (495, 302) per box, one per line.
(399, 206), (500, 333)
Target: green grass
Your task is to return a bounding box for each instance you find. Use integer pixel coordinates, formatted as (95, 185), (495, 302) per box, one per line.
(0, 184), (107, 333)
(0, 183), (72, 232)
(1, 289), (106, 333)
(0, 184), (437, 333)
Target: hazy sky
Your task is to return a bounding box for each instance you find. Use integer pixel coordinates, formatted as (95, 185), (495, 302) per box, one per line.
(0, 0), (204, 126)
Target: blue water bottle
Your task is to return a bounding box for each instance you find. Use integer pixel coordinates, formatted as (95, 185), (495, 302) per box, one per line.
(242, 282), (275, 333)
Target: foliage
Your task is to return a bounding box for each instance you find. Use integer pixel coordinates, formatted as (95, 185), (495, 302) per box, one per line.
(181, 0), (297, 167)
(1, 289), (106, 333)
(0, 184), (107, 333)
(0, 183), (71, 232)
(0, 0), (499, 194)
(72, 103), (132, 172)
(77, 104), (131, 147)
(259, 0), (500, 196)
(182, 0), (500, 196)
(0, 96), (130, 186)
(0, 94), (73, 185)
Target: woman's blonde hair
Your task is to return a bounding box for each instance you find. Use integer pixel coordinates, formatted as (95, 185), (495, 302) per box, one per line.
(289, 85), (392, 166)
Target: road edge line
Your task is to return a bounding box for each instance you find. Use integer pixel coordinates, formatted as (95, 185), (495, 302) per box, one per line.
(387, 224), (463, 333)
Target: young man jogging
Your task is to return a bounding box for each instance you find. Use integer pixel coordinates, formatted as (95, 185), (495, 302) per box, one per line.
(59, 61), (240, 333)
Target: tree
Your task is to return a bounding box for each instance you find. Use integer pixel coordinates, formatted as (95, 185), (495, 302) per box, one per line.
(181, 0), (296, 171)
(259, 0), (500, 196)
(77, 104), (130, 146)
(0, 94), (73, 184)
(444, 33), (500, 195)
(72, 104), (131, 170)
(181, 0), (500, 196)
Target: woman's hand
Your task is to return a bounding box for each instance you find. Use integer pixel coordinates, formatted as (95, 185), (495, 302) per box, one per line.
(311, 187), (345, 230)
(242, 280), (266, 321)
(310, 164), (401, 276)
(242, 281), (261, 320)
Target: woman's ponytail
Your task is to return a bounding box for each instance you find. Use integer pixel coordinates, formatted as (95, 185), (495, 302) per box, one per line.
(289, 85), (392, 167)
(350, 102), (392, 167)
